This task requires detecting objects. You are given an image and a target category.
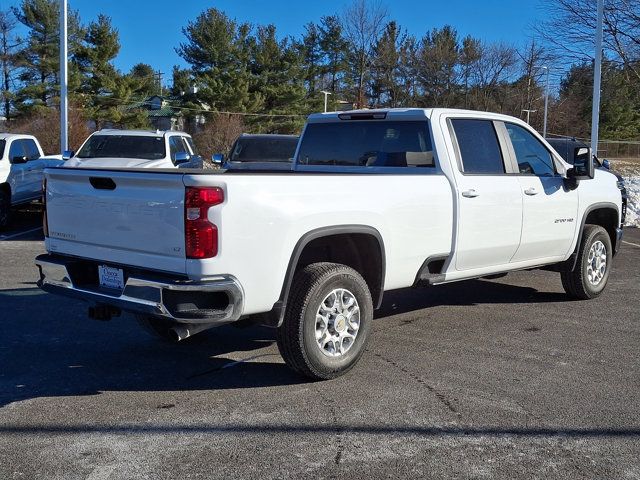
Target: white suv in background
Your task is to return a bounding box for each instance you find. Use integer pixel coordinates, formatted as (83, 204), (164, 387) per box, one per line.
(0, 133), (62, 229)
(63, 129), (202, 169)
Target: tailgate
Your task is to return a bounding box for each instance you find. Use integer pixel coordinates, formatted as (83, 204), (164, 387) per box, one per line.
(45, 168), (188, 274)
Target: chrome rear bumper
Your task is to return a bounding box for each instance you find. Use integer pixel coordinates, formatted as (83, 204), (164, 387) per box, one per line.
(35, 254), (244, 324)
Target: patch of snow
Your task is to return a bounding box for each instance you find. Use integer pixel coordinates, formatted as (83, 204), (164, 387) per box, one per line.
(624, 175), (640, 227)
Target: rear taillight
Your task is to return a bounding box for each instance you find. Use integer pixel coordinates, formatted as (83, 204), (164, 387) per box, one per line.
(42, 178), (49, 237)
(185, 187), (224, 258)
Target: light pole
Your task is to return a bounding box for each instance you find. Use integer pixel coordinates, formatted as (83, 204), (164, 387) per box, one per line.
(522, 109), (537, 124)
(541, 66), (550, 138)
(590, 0), (604, 157)
(320, 90), (332, 113)
(59, 0), (68, 154)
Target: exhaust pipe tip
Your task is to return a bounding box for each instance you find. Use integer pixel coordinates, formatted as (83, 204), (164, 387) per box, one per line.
(169, 326), (189, 342)
(169, 323), (214, 342)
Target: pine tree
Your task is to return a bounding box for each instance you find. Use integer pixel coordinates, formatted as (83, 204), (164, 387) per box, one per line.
(12, 0), (83, 114)
(129, 63), (158, 97)
(176, 8), (256, 113)
(415, 26), (460, 107)
(76, 15), (148, 129)
(370, 21), (408, 107)
(318, 15), (348, 95)
(301, 22), (323, 94)
(248, 25), (306, 132)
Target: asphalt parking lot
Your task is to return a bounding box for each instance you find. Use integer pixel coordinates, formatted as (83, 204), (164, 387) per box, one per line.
(0, 214), (639, 479)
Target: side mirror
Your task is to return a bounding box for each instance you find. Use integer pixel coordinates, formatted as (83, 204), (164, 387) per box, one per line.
(174, 151), (190, 165)
(62, 150), (74, 160)
(11, 155), (28, 164)
(212, 153), (224, 165)
(571, 147), (595, 180)
(602, 158), (611, 170)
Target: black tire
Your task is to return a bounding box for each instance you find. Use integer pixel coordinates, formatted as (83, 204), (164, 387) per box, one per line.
(276, 262), (373, 380)
(561, 225), (612, 300)
(135, 314), (180, 343)
(0, 189), (10, 230)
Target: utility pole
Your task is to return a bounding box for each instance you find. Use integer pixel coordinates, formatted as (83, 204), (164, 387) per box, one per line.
(522, 109), (536, 125)
(155, 70), (164, 96)
(320, 90), (332, 113)
(59, 0), (68, 154)
(590, 0), (604, 157)
(542, 66), (550, 138)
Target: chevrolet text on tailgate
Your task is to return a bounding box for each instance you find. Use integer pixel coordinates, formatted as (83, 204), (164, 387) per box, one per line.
(36, 108), (624, 380)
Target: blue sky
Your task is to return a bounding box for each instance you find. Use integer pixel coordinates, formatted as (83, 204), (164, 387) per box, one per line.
(6, 0), (546, 86)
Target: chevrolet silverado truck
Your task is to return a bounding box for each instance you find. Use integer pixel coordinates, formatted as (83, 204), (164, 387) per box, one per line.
(36, 108), (624, 380)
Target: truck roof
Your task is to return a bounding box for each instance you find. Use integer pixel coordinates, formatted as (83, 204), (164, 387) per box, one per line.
(0, 133), (38, 141)
(307, 107), (531, 124)
(92, 129), (191, 138)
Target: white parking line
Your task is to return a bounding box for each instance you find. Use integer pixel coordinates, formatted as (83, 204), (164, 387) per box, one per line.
(622, 240), (640, 248)
(0, 227), (42, 241)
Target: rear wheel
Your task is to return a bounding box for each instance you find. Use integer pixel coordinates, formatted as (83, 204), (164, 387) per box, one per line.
(0, 189), (10, 230)
(561, 225), (612, 299)
(276, 262), (373, 380)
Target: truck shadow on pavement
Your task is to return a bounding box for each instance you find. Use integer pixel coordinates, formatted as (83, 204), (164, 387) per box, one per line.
(0, 277), (569, 408)
(376, 277), (569, 318)
(0, 287), (303, 409)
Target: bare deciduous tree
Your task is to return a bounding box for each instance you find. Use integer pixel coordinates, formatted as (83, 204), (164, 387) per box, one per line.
(191, 113), (244, 166)
(342, 0), (388, 107)
(536, 0), (640, 80)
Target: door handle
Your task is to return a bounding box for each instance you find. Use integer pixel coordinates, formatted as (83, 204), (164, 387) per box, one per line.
(461, 189), (479, 198)
(524, 187), (538, 196)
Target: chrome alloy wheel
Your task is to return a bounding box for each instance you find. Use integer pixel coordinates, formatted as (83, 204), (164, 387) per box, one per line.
(587, 240), (607, 286)
(315, 288), (360, 357)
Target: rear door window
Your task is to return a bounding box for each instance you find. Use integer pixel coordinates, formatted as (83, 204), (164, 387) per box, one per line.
(297, 121), (434, 168)
(451, 119), (505, 174)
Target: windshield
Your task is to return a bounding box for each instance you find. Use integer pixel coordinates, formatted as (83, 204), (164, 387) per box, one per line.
(77, 135), (166, 160)
(229, 136), (298, 163)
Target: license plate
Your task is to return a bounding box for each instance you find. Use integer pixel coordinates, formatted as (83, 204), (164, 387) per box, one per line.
(98, 265), (124, 290)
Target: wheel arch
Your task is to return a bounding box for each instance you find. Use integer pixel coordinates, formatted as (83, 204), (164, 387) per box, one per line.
(270, 225), (386, 327)
(569, 202), (620, 270)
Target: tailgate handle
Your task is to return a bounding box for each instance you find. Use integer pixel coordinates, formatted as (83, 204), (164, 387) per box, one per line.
(89, 177), (116, 190)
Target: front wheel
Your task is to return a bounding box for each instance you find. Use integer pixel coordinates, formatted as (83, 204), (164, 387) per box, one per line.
(561, 225), (612, 299)
(277, 262), (373, 380)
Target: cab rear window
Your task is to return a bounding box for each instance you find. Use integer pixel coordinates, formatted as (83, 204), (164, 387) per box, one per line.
(297, 121), (434, 168)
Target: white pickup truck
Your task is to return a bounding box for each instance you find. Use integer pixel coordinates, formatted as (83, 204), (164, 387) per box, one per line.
(0, 133), (63, 229)
(63, 129), (203, 169)
(36, 108), (624, 379)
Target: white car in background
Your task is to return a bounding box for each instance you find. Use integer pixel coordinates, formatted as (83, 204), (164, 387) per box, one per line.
(0, 133), (63, 229)
(63, 129), (203, 169)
